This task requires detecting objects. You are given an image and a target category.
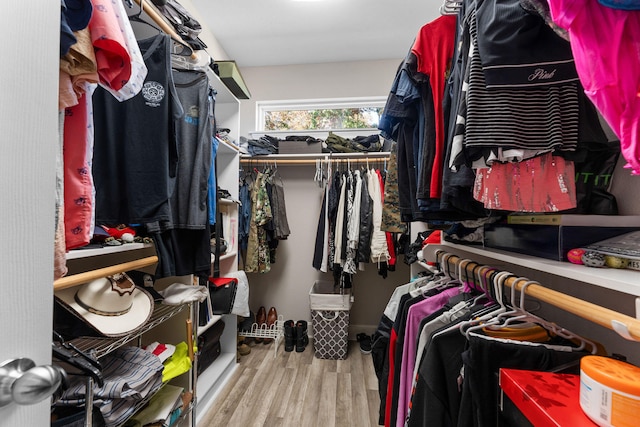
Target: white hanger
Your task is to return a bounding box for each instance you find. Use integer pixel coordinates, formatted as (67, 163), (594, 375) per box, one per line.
(457, 270), (514, 338)
(461, 276), (532, 338)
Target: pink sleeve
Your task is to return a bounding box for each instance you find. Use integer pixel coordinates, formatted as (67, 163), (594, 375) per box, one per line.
(89, 0), (132, 91)
(548, 0), (582, 30)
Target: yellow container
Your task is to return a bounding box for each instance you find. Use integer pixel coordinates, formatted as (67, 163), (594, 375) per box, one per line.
(580, 356), (640, 427)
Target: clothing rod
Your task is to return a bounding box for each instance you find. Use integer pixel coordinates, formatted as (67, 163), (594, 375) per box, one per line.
(53, 255), (159, 291)
(435, 250), (640, 342)
(240, 157), (389, 166)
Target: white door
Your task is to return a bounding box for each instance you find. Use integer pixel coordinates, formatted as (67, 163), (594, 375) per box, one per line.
(0, 3), (60, 426)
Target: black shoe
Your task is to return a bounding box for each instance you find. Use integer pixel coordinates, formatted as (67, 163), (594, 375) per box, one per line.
(295, 320), (309, 353)
(284, 319), (296, 352)
(357, 333), (372, 355)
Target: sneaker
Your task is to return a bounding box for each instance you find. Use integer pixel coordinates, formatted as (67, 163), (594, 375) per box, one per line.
(357, 333), (372, 355)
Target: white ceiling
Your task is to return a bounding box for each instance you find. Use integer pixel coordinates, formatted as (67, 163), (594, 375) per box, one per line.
(191, 0), (442, 68)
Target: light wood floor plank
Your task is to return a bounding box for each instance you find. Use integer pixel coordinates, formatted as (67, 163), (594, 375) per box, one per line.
(336, 372), (353, 426)
(348, 344), (373, 424)
(198, 366), (254, 426)
(316, 371), (338, 427)
(299, 359), (324, 426)
(367, 388), (381, 426)
(199, 339), (380, 427)
(266, 367), (296, 419)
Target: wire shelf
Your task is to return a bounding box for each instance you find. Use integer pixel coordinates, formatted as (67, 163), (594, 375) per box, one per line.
(68, 303), (189, 359)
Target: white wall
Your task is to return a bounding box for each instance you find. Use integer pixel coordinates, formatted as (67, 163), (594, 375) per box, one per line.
(176, 0), (231, 62)
(238, 59), (399, 137)
(238, 59), (410, 335)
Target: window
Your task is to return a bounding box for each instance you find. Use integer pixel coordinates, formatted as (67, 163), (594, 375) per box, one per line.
(256, 97), (386, 132)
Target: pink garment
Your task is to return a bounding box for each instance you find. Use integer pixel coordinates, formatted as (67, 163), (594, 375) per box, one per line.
(548, 0), (640, 174)
(64, 92), (94, 250)
(54, 111), (68, 281)
(396, 286), (461, 427)
(89, 0), (132, 91)
(473, 153), (577, 212)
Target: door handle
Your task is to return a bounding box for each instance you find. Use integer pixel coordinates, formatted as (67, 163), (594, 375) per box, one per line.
(0, 358), (65, 407)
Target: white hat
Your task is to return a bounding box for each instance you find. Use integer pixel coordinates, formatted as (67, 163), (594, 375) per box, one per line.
(55, 274), (154, 337)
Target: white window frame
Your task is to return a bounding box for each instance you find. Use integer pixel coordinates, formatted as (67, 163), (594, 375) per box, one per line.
(255, 96), (386, 132)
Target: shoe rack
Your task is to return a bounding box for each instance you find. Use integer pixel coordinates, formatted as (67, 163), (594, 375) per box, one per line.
(239, 315), (285, 358)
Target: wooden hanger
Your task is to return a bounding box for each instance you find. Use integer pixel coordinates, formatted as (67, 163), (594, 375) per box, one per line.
(132, 0), (196, 59)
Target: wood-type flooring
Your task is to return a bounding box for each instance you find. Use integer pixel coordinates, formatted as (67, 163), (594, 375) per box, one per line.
(198, 339), (380, 427)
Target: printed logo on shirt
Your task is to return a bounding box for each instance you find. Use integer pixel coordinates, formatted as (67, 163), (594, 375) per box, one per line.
(141, 81), (165, 107)
(528, 68), (557, 81)
(185, 105), (199, 125)
(575, 172), (613, 186)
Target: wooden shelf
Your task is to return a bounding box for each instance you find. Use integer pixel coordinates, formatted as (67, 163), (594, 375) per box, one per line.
(218, 198), (237, 205)
(240, 151), (390, 160)
(248, 128), (381, 138)
(66, 242), (153, 260)
(217, 138), (240, 153)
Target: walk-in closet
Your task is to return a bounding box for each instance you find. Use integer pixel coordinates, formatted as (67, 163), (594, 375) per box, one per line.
(3, 0), (640, 426)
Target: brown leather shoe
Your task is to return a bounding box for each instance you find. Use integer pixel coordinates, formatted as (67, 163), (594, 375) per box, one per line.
(255, 306), (267, 343)
(264, 307), (278, 344)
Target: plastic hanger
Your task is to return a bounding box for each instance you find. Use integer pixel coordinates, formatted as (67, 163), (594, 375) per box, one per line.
(456, 271), (515, 337)
(505, 280), (597, 353)
(427, 270), (511, 342)
(52, 332), (104, 387)
(461, 276), (532, 338)
(440, 0), (462, 15)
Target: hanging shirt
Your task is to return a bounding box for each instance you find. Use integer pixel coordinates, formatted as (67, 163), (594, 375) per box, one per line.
(333, 174), (347, 267)
(238, 177), (251, 251)
(312, 183), (328, 271)
(475, 0), (578, 89)
(208, 136), (219, 226)
(369, 168), (389, 265)
(245, 171), (272, 273)
(89, 0), (132, 91)
(395, 286), (461, 427)
(92, 34), (183, 226)
(344, 170), (361, 275)
(100, 0), (148, 101)
(171, 70), (212, 229)
(63, 85), (96, 250)
(463, 5), (580, 166)
(411, 15), (457, 199)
